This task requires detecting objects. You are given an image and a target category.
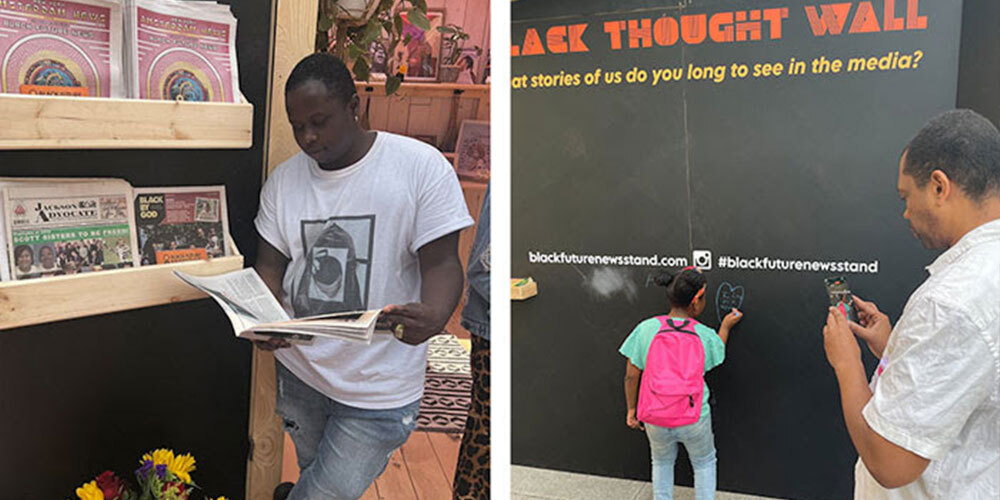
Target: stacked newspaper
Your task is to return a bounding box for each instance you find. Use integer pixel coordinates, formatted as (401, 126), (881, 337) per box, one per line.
(124, 0), (240, 101)
(0, 0), (125, 97)
(0, 0), (242, 101)
(174, 268), (385, 345)
(0, 179), (233, 281)
(0, 178), (139, 280)
(134, 185), (231, 265)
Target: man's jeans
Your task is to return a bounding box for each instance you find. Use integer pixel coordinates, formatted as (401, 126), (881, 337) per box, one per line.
(645, 413), (717, 500)
(276, 361), (420, 500)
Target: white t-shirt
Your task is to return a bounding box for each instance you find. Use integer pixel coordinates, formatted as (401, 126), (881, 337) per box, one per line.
(255, 132), (473, 409)
(855, 219), (1000, 500)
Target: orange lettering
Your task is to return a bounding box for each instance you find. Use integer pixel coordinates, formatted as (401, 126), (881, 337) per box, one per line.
(604, 20), (626, 50)
(546, 26), (568, 53)
(568, 24), (589, 52)
(804, 3), (852, 36)
(653, 16), (679, 46)
(849, 2), (881, 33)
(884, 0), (905, 31)
(521, 28), (545, 56)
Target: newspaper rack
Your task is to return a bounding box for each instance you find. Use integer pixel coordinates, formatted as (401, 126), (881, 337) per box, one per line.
(0, 93), (253, 150)
(0, 240), (243, 330)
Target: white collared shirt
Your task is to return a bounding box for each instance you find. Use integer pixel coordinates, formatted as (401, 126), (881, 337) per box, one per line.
(855, 219), (1000, 499)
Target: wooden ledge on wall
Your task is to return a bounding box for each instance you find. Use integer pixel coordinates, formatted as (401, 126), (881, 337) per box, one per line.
(355, 81), (489, 101)
(0, 93), (254, 150)
(0, 244), (244, 331)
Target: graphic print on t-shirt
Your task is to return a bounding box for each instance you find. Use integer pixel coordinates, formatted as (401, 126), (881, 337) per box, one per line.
(292, 215), (375, 317)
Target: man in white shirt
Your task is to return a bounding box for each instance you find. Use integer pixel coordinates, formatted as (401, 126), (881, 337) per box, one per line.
(823, 109), (1000, 499)
(255, 53), (473, 500)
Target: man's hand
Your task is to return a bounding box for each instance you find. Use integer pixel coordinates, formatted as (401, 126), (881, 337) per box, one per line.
(380, 302), (447, 345)
(824, 306), (862, 374)
(626, 409), (645, 431)
(254, 338), (291, 351)
(849, 295), (892, 359)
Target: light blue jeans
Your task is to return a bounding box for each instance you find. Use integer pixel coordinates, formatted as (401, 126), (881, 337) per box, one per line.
(645, 413), (717, 500)
(276, 361), (421, 500)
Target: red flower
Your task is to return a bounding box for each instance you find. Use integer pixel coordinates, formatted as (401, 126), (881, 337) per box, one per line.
(95, 470), (124, 500)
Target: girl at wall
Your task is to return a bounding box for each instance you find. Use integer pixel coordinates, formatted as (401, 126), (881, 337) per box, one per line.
(620, 267), (743, 500)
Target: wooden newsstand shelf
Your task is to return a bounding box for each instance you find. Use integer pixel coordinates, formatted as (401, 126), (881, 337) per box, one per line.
(0, 93), (253, 150)
(0, 253), (243, 330)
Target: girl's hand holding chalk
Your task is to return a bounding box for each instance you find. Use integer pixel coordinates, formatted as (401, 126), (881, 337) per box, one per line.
(722, 308), (743, 329)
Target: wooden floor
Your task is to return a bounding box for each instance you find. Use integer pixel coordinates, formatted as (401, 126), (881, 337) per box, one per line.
(282, 427), (463, 499)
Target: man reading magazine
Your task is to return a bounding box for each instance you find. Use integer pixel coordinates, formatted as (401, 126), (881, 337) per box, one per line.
(254, 53), (473, 500)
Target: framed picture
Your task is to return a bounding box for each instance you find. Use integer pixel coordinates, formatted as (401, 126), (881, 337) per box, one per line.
(455, 120), (490, 181)
(397, 10), (444, 82)
(367, 39), (389, 77)
(455, 47), (480, 85)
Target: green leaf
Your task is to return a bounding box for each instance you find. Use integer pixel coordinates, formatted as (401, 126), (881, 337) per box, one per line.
(318, 14), (334, 32)
(362, 21), (382, 45)
(393, 13), (403, 35)
(386, 75), (402, 95)
(407, 8), (431, 31)
(353, 57), (371, 81)
(402, 34), (412, 46)
(348, 43), (363, 59)
(412, 0), (427, 12)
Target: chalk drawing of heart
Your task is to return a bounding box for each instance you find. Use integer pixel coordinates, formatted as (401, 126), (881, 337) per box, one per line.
(715, 282), (745, 325)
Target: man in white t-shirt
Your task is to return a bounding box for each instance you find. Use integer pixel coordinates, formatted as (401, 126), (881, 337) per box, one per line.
(823, 109), (1000, 499)
(255, 53), (473, 500)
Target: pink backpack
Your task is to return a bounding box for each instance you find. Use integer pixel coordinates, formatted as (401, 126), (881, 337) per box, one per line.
(637, 316), (705, 428)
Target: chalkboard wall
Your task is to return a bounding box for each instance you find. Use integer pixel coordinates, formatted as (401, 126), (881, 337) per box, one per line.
(512, 1), (991, 499)
(0, 1), (272, 497)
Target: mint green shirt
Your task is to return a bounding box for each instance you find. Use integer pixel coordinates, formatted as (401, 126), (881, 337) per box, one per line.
(619, 316), (726, 419)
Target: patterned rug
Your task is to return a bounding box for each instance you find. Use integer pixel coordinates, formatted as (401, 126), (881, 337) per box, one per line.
(417, 334), (472, 433)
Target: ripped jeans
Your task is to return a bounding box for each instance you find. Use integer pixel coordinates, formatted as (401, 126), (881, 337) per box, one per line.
(276, 360), (421, 500)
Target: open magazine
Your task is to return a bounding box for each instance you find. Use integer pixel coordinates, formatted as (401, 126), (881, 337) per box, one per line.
(174, 268), (385, 344)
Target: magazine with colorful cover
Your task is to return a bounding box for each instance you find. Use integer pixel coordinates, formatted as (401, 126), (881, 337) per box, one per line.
(0, 0), (124, 97)
(133, 185), (229, 265)
(129, 0), (238, 102)
(2, 179), (138, 280)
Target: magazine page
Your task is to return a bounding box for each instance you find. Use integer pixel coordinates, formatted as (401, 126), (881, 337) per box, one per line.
(134, 185), (229, 265)
(251, 309), (381, 344)
(0, 0), (124, 97)
(3, 179), (137, 280)
(173, 267), (290, 335)
(132, 0), (238, 102)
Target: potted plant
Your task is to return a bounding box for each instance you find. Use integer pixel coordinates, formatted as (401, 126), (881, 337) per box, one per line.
(437, 24), (480, 83)
(317, 0), (432, 95)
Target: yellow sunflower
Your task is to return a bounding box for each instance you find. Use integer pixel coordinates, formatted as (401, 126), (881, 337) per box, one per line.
(141, 448), (175, 466)
(75, 481), (104, 500)
(169, 453), (196, 484)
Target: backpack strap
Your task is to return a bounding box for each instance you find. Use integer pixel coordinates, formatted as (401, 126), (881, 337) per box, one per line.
(656, 316), (698, 335)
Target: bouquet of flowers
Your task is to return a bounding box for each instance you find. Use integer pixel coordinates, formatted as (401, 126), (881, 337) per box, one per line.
(71, 449), (227, 500)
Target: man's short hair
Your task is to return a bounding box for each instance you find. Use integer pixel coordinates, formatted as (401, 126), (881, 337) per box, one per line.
(285, 52), (357, 103)
(903, 109), (1000, 202)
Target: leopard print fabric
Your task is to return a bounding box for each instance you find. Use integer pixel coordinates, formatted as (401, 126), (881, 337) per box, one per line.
(453, 335), (490, 500)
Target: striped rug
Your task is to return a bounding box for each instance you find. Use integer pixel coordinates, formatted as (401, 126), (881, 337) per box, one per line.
(416, 334), (472, 433)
